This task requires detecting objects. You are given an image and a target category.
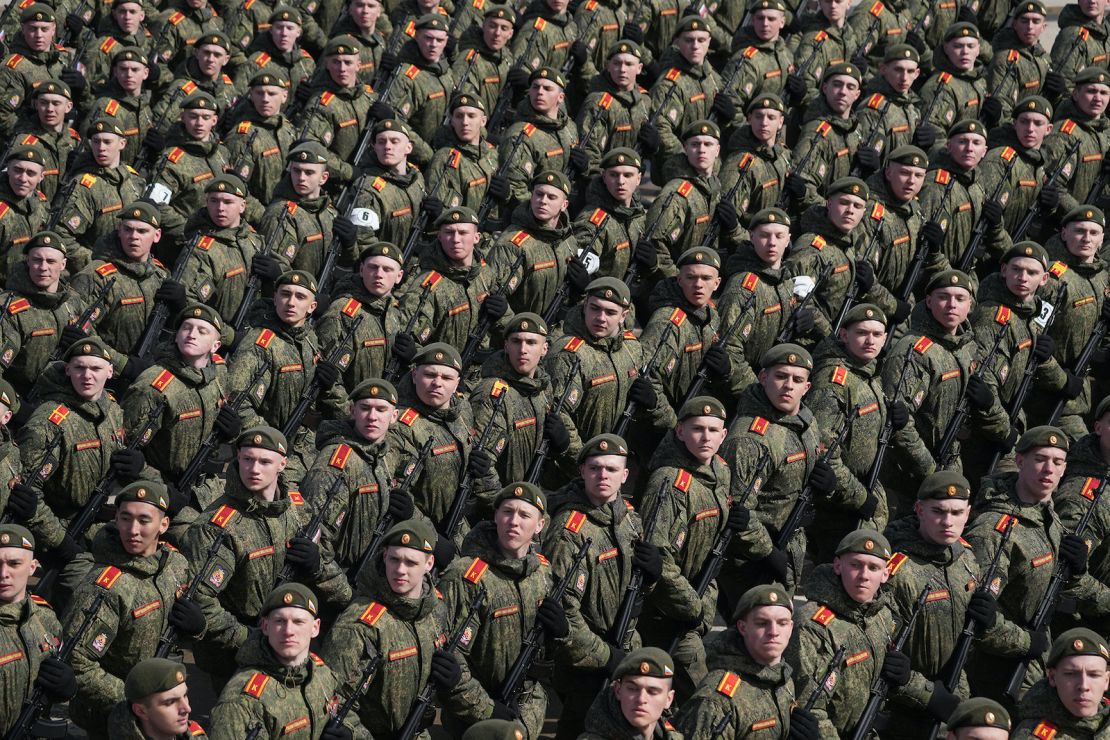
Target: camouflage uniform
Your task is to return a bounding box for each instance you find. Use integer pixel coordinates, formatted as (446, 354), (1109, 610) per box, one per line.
(1049, 4), (1110, 92)
(328, 15), (383, 84)
(1054, 433), (1110, 582)
(579, 687), (683, 739)
(0, 38), (77, 136)
(721, 129), (789, 227)
(575, 72), (651, 176)
(451, 37), (511, 116)
(0, 595), (64, 737)
(382, 43), (456, 167)
(787, 15), (858, 107)
(1042, 98), (1110, 211)
(509, 1), (579, 75)
(986, 30), (1052, 120)
(348, 159), (424, 254)
(80, 30), (155, 90)
(55, 163), (146, 260)
(641, 162), (719, 279)
(487, 205), (576, 317)
(854, 85), (921, 166)
(301, 78), (377, 166)
(427, 131), (498, 213)
(639, 279), (722, 410)
(1013, 678), (1110, 737)
(84, 86), (152, 166)
(0, 178), (48, 286)
(790, 104), (863, 210)
(722, 30), (794, 117)
(222, 112), (300, 205)
(237, 37), (315, 97)
(571, 177), (645, 282)
(9, 122), (82, 201)
(178, 209), (265, 324)
(918, 54), (987, 151)
(317, 275), (406, 389)
(861, 172), (928, 318)
(149, 71), (240, 135)
(150, 131), (236, 232)
(648, 56), (720, 165)
(258, 182), (345, 279)
(154, 4), (226, 70)
(498, 100), (578, 208)
(978, 131), (1064, 238)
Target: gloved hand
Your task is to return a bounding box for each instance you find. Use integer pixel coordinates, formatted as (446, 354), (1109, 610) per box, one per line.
(892, 299), (912, 325)
(711, 93), (736, 122)
(286, 536), (321, 575)
(633, 540), (663, 583)
(60, 68), (86, 95)
(333, 216), (357, 249)
(169, 596), (206, 638)
(784, 72), (806, 106)
(784, 173), (807, 201)
(1061, 371), (1085, 400)
(467, 449), (493, 478)
(369, 100), (395, 121)
(166, 484), (189, 518)
(716, 200), (739, 232)
(637, 122), (660, 152)
(292, 82), (313, 110)
(543, 413), (571, 453)
(321, 725), (353, 740)
(433, 536), (457, 570)
(60, 322), (89, 350)
(379, 50), (401, 75)
(854, 259), (875, 293)
(1060, 533), (1089, 574)
(629, 376), (656, 408)
(480, 292), (508, 322)
(760, 548), (790, 582)
(808, 459), (836, 494)
(995, 428), (1019, 456)
(1032, 333), (1056, 363)
(430, 649), (462, 690)
(568, 147), (590, 176)
(1039, 182), (1061, 211)
(491, 701), (517, 720)
(506, 66), (531, 91)
(888, 399), (909, 431)
(121, 354), (153, 385)
(632, 239), (657, 269)
(880, 649), (912, 687)
(35, 657), (77, 701)
(980, 96), (1003, 128)
(703, 343), (731, 380)
(905, 30), (926, 54)
(921, 220), (945, 252)
(252, 254), (283, 281)
(110, 448), (146, 481)
(569, 40), (589, 67)
(850, 52), (868, 77)
(537, 597), (569, 638)
(925, 682), (961, 723)
(967, 590), (998, 632)
(392, 332), (417, 364)
(788, 707), (820, 740)
(43, 536), (80, 568)
(792, 308), (816, 335)
(912, 123), (936, 151)
(726, 504), (750, 531)
(314, 361), (340, 388)
(64, 12), (85, 35)
(957, 3), (977, 22)
(155, 280), (187, 314)
(1023, 627), (1051, 660)
(856, 492), (879, 519)
(142, 127), (167, 157)
(982, 199), (1004, 227)
(566, 259), (590, 296)
(488, 174), (511, 204)
(421, 196), (444, 224)
(605, 644), (627, 675)
(855, 146), (881, 175)
(388, 488), (414, 521)
(3, 483), (37, 522)
(621, 21), (644, 42)
(1043, 70), (1067, 100)
(1102, 296), (1110, 324)
(965, 375), (994, 411)
(215, 405), (242, 442)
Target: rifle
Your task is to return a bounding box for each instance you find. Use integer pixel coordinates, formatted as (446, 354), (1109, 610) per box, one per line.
(849, 584), (931, 740)
(613, 328), (673, 438)
(774, 407), (860, 551)
(1047, 317), (1108, 426)
(1012, 138), (1080, 242)
(401, 175), (444, 269)
(0, 0), (23, 45)
(987, 282), (1067, 474)
(140, 148), (176, 201)
(275, 474), (345, 587)
(294, 91), (323, 145)
(245, 722), (265, 740)
(477, 127), (528, 225)
(525, 354), (581, 483)
(324, 655), (382, 731)
(562, 13), (600, 76)
(232, 207), (290, 332)
(981, 51), (1019, 123)
(442, 389), (506, 539)
(229, 127), (260, 182)
(496, 538), (592, 707)
(805, 645), (848, 712)
(383, 285), (432, 382)
(775, 120), (832, 209)
(318, 178), (368, 297)
(793, 31), (829, 84)
(565, 100), (608, 179)
(280, 315), (363, 440)
(958, 147), (1019, 272)
(856, 2), (886, 58)
(459, 251), (526, 369)
(898, 173), (956, 303)
(45, 176), (80, 231)
(700, 153), (754, 250)
(776, 263), (832, 343)
(155, 525), (231, 658)
(680, 290), (755, 407)
(441, 50), (481, 129)
(134, 235), (202, 357)
(623, 192), (675, 286)
(832, 222), (883, 335)
(928, 516), (1015, 739)
(707, 47), (756, 124)
(5, 590), (108, 740)
(487, 25), (542, 140)
(863, 344), (915, 499)
(608, 486), (664, 657)
(935, 323), (1006, 468)
(541, 219), (604, 326)
(850, 94), (893, 177)
(136, 85), (185, 173)
(397, 590), (487, 740)
(1004, 476), (1107, 701)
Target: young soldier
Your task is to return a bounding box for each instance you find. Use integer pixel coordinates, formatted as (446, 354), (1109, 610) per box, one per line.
(79, 0), (154, 90)
(787, 0), (857, 109)
(147, 33), (238, 134)
(1042, 66), (1110, 212)
(108, 658), (208, 739)
(348, 118), (426, 252)
(917, 24), (986, 151)
(426, 92), (498, 212)
(300, 35), (377, 167)
(648, 17), (722, 170)
(0, 143), (48, 286)
(945, 699), (1013, 739)
(0, 5), (81, 137)
(223, 71), (297, 205)
(1050, 0), (1110, 92)
(574, 40), (653, 177)
(1012, 629), (1110, 737)
(11, 79), (81, 200)
(723, 0), (793, 117)
(571, 147), (645, 285)
(579, 648), (682, 739)
(330, 0), (387, 85)
(983, 1), (1056, 124)
(237, 6), (315, 97)
(722, 95), (789, 226)
(453, 5), (515, 114)
(854, 45), (924, 159)
(85, 47), (151, 167)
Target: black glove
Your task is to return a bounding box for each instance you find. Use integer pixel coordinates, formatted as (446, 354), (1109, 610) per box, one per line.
(888, 399), (909, 431)
(788, 707), (820, 740)
(543, 413), (571, 453)
(321, 725), (353, 740)
(716, 200), (739, 232)
(154, 280), (187, 314)
(214, 405), (242, 442)
(433, 536), (457, 570)
(60, 323), (89, 350)
(880, 649), (912, 687)
(333, 216), (357, 249)
(506, 66), (531, 91)
(792, 308), (816, 335)
(64, 12), (85, 35)
(444, 35), (457, 60)
(110, 448), (146, 481)
(703, 343), (731, 380)
(784, 173), (807, 201)
(633, 540), (663, 583)
(421, 196), (444, 224)
(966, 590), (998, 632)
(168, 597), (206, 638)
(905, 30), (926, 54)
(808, 459), (836, 494)
(980, 96), (1003, 128)
(491, 701), (517, 720)
(568, 147), (590, 176)
(379, 50), (400, 75)
(286, 536), (321, 575)
(251, 254), (283, 281)
(726, 504), (751, 531)
(605, 644), (627, 676)
(911, 123), (937, 151)
(569, 40), (589, 67)
(760, 548), (790, 582)
(537, 597), (569, 639)
(35, 657), (77, 701)
(850, 52), (869, 77)
(1032, 333), (1056, 363)
(165, 485), (189, 518)
(957, 3), (977, 22)
(1039, 182), (1061, 211)
(369, 100), (395, 122)
(854, 259), (875, 294)
(637, 122), (660, 152)
(1060, 533), (1089, 574)
(856, 492), (879, 519)
(965, 375), (994, 411)
(488, 174), (511, 204)
(1043, 70), (1067, 100)
(711, 93), (736, 122)
(784, 72), (806, 106)
(891, 299), (912, 325)
(1102, 297), (1110, 324)
(621, 21), (644, 43)
(632, 239), (657, 269)
(480, 292), (508, 322)
(855, 146), (881, 175)
(387, 488), (414, 521)
(142, 127), (165, 155)
(995, 428), (1019, 456)
(1026, 627), (1050, 658)
(430, 649), (462, 690)
(566, 259), (590, 297)
(925, 682), (961, 723)
(467, 449), (493, 479)
(1061, 371), (1085, 400)
(392, 332), (417, 364)
(43, 536), (80, 568)
(121, 354), (153, 385)
(982, 199), (1004, 227)
(314, 361), (340, 388)
(629, 376), (656, 408)
(921, 220), (945, 252)
(292, 82), (313, 110)
(3, 483), (37, 522)
(60, 68), (86, 95)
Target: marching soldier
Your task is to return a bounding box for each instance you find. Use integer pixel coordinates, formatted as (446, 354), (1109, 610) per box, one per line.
(79, 0), (154, 89)
(0, 142), (48, 285)
(1012, 628), (1110, 737)
(721, 95), (789, 225)
(237, 6), (315, 97)
(300, 35), (378, 168)
(723, 0), (794, 117)
(154, 0), (227, 71)
(453, 5), (515, 115)
(11, 78), (81, 201)
(574, 40), (653, 177)
(85, 47), (153, 166)
(148, 33), (239, 135)
(1055, 398), (1110, 581)
(579, 648), (682, 739)
(330, 0), (386, 85)
(917, 24), (987, 148)
(1041, 66), (1110, 212)
(223, 70), (298, 205)
(426, 92), (498, 213)
(648, 17), (722, 170)
(571, 147), (646, 286)
(944, 698), (1012, 739)
(982, 1), (1055, 124)
(0, 5), (82, 138)
(109, 658), (208, 739)
(787, 0), (859, 109)
(1050, 0), (1110, 93)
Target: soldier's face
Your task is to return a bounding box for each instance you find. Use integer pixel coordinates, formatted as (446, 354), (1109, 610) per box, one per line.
(65, 356), (113, 400)
(113, 2), (145, 33)
(35, 93), (71, 128)
(1074, 82), (1110, 117)
(91, 133), (127, 166)
(326, 53), (360, 87)
(926, 287), (972, 330)
(915, 499), (970, 546)
(947, 132), (987, 169)
(751, 9), (785, 41)
(683, 135), (719, 175)
(545, 0), (569, 13)
(261, 607), (321, 665)
(374, 131), (413, 167)
(881, 60), (919, 94)
(675, 416), (726, 464)
(1015, 447), (1067, 500)
(452, 106), (487, 143)
(948, 728), (1010, 739)
(751, 223), (790, 266)
(22, 20), (55, 51)
(838, 319), (886, 362)
(6, 159), (44, 198)
(412, 364), (460, 408)
(0, 547), (36, 604)
(349, 0), (383, 30)
(584, 296), (628, 338)
(885, 162), (926, 202)
(271, 20), (302, 51)
(352, 398), (396, 442)
(580, 455), (628, 503)
(118, 219), (161, 259)
(274, 285), (317, 327)
(677, 264), (719, 308)
(531, 184), (568, 224)
(1049, 655), (1110, 717)
(251, 84), (288, 116)
(114, 60), (149, 93)
(821, 76), (860, 115)
(1013, 12), (1046, 44)
(1062, 220), (1104, 262)
(116, 501), (169, 557)
(506, 331), (548, 375)
(289, 162), (329, 197)
(613, 676), (674, 732)
(132, 682), (191, 737)
(1095, 413), (1110, 458)
(206, 192), (246, 227)
(417, 29), (448, 62)
(945, 38), (980, 72)
(607, 53), (643, 90)
(183, 109), (218, 141)
(194, 44), (229, 77)
(26, 246), (66, 289)
(237, 447), (288, 492)
(176, 318), (221, 360)
(384, 546), (434, 597)
(676, 31), (711, 65)
(1000, 256), (1048, 301)
(826, 193), (866, 232)
(1014, 111), (1052, 149)
(495, 499), (545, 553)
(1079, 0), (1107, 19)
(758, 365), (810, 414)
(747, 108), (784, 144)
(737, 604), (793, 665)
(603, 165), (641, 205)
(438, 223), (480, 264)
(483, 17), (513, 50)
(360, 255), (403, 296)
(833, 553), (889, 603)
(529, 79), (565, 116)
(819, 0), (850, 24)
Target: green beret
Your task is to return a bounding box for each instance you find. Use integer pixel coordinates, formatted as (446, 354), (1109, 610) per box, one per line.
(32, 78), (70, 99)
(20, 4), (54, 23)
(608, 40), (643, 59)
(89, 116), (127, 137)
(494, 482), (547, 513)
(882, 44), (919, 64)
(600, 147), (642, 170)
(947, 118), (986, 138)
(835, 528), (892, 560)
(1002, 240), (1049, 269)
(733, 583), (792, 619)
(943, 22), (979, 42)
(236, 425), (288, 455)
(349, 378), (398, 404)
(750, 207), (790, 229)
(1013, 95), (1052, 119)
(749, 0), (787, 11)
(1015, 425), (1069, 454)
(268, 4), (302, 23)
(821, 62), (861, 84)
(261, 582), (318, 616)
(119, 201), (160, 227)
(483, 4), (515, 21)
(925, 269), (974, 293)
(585, 277), (631, 307)
(681, 119), (720, 141)
(435, 206), (480, 228)
(760, 343), (813, 371)
(116, 480), (170, 512)
(63, 336), (113, 363)
(462, 720), (527, 740)
(358, 240), (404, 265)
(124, 659), (187, 702)
(1063, 205), (1106, 228)
(1075, 66), (1110, 87)
(1095, 395), (1110, 420)
(0, 377), (20, 414)
(946, 698), (1011, 731)
(674, 15), (709, 36)
(205, 174), (248, 198)
(415, 12), (448, 31)
(412, 342), (463, 371)
(382, 518), (437, 552)
(529, 66), (567, 88)
(678, 395), (727, 421)
(372, 117), (414, 140)
(1014, 0), (1047, 15)
(195, 32), (230, 51)
(746, 93), (785, 114)
(176, 302), (223, 333)
(23, 230), (66, 255)
(827, 176), (869, 200)
(111, 44), (145, 64)
(276, 270), (318, 294)
(531, 169), (571, 195)
(614, 647), (675, 679)
(1048, 627), (1110, 667)
(250, 69), (289, 88)
(0, 524), (33, 551)
(917, 470), (972, 501)
(676, 247), (721, 270)
(841, 302), (886, 327)
(6, 142), (46, 166)
(887, 145), (929, 168)
(324, 34), (361, 56)
(577, 433), (628, 464)
(504, 312), (548, 337)
(288, 141), (330, 165)
(450, 92), (486, 113)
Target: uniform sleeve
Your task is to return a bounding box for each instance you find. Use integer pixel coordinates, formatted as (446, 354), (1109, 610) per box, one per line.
(643, 189), (688, 279)
(15, 416), (68, 549)
(648, 78), (684, 158)
(545, 347), (587, 463)
(881, 343), (938, 479)
(641, 471), (703, 623)
(963, 513), (1032, 658)
(438, 573), (496, 722)
(672, 689), (738, 740)
(724, 436), (774, 560)
(784, 621), (839, 739)
(208, 687), (270, 740)
(808, 386), (870, 512)
(226, 341), (272, 429)
(542, 525), (609, 671)
(179, 521), (249, 651)
(319, 617), (382, 705)
(63, 584), (126, 708)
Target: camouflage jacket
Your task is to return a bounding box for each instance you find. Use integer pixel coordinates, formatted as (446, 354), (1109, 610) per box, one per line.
(0, 595), (64, 737)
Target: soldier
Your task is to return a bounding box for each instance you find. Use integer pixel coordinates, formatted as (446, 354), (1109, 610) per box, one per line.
(85, 47), (153, 166)
(381, 14), (454, 168)
(1042, 66), (1110, 212)
(222, 70), (298, 205)
(147, 33), (239, 136)
(0, 524), (75, 738)
(982, 1), (1056, 125)
(721, 95), (789, 226)
(844, 0), (913, 69)
(542, 434), (664, 739)
(579, 648), (681, 739)
(944, 698), (1012, 739)
(1012, 628), (1110, 737)
(320, 520), (477, 737)
(648, 17), (722, 170)
(453, 5), (515, 114)
(209, 583), (368, 738)
(11, 78), (81, 201)
(108, 658), (208, 739)
(1055, 398), (1110, 582)
(673, 584), (809, 740)
(508, 0), (580, 76)
(60, 481), (207, 739)
(571, 147), (645, 285)
(426, 92), (498, 213)
(300, 35), (377, 168)
(78, 0), (154, 89)
(917, 24), (987, 146)
(155, 0), (227, 72)
(0, 142), (48, 285)
(0, 381), (26, 524)
(787, 0), (858, 110)
(237, 6), (315, 97)
(0, 4), (82, 138)
(330, 0), (386, 85)
(574, 40), (653, 177)
(722, 0), (793, 117)
(180, 427), (352, 689)
(855, 45), (925, 160)
(1050, 0), (1110, 93)
(349, 118), (426, 252)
